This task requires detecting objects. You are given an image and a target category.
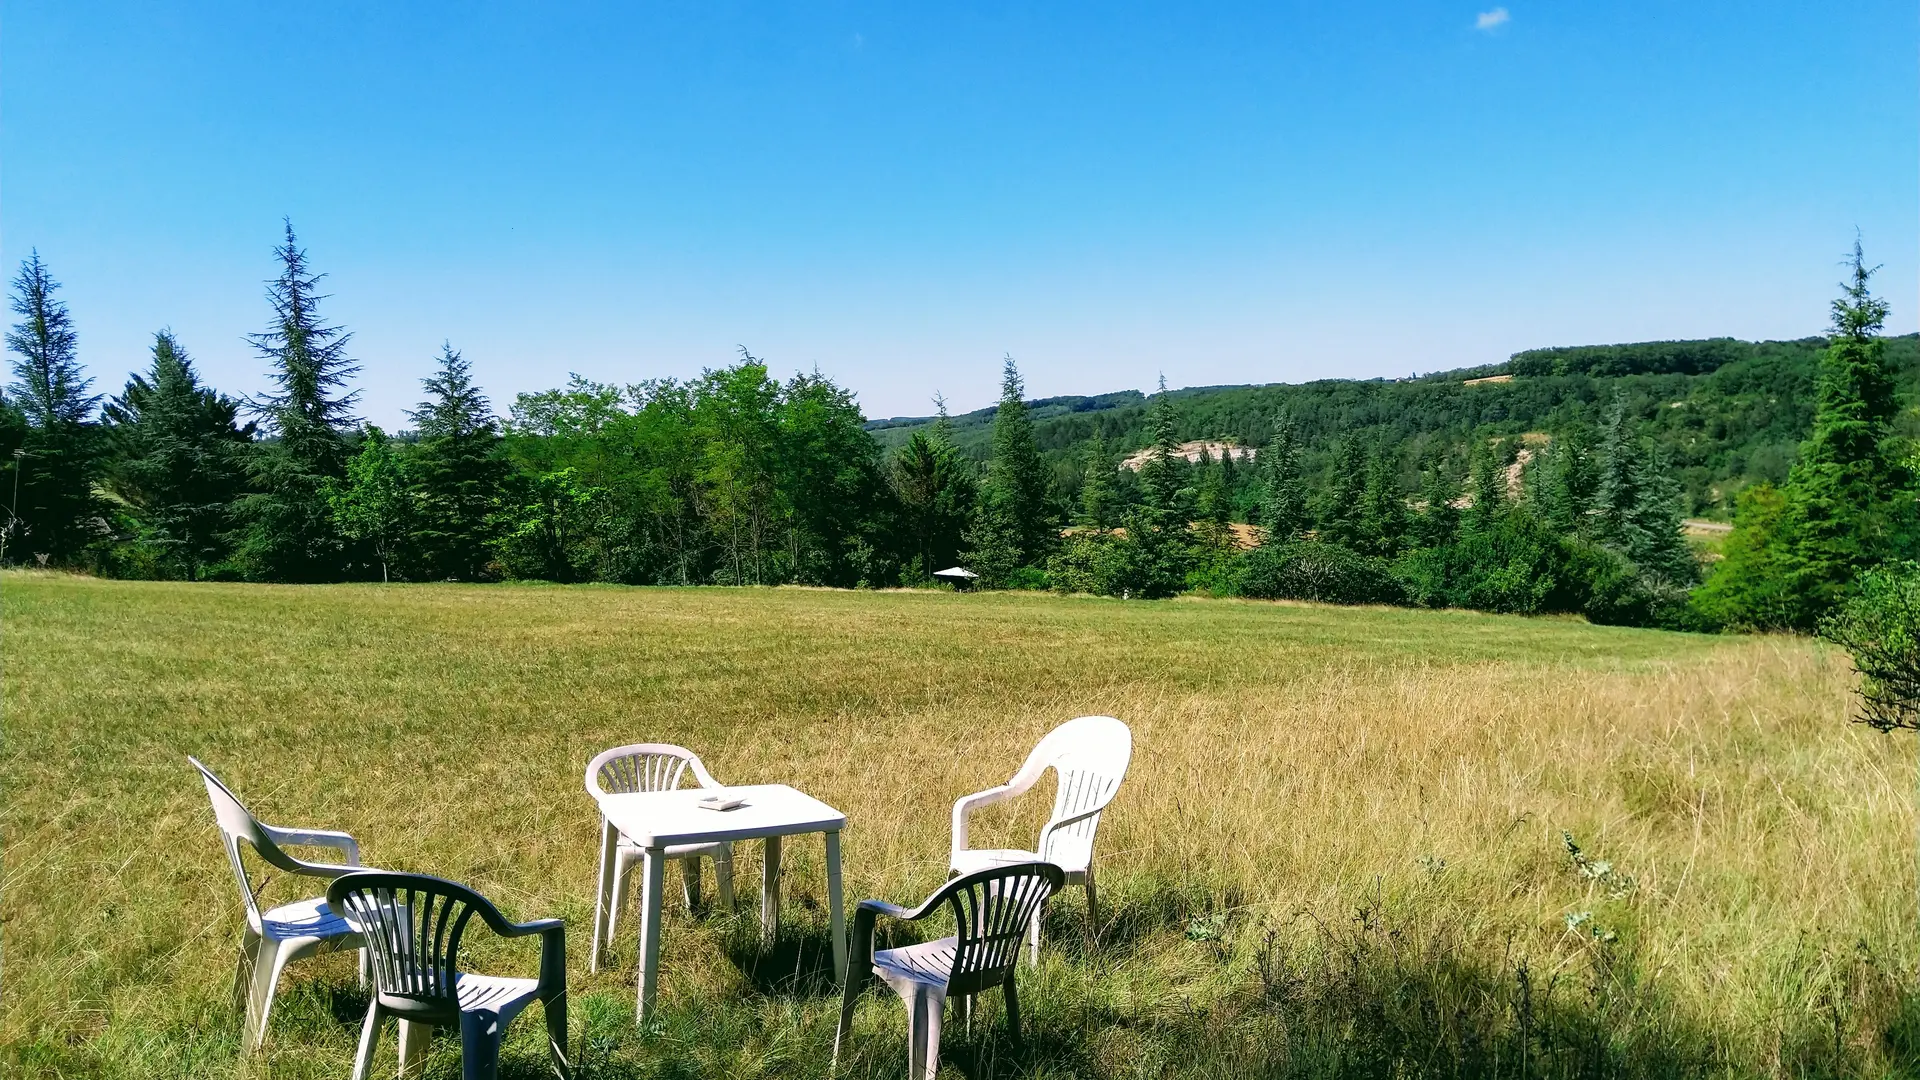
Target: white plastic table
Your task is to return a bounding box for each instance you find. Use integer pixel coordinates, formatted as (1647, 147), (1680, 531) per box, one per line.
(590, 783), (847, 1022)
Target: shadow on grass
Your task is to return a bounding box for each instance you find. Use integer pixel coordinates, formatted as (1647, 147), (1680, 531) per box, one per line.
(722, 916), (844, 999)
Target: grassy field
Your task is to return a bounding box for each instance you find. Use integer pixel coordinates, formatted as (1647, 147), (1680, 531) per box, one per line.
(3, 572), (1916, 1078)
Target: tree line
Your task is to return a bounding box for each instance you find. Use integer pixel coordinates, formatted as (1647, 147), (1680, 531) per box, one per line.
(2, 227), (1905, 634)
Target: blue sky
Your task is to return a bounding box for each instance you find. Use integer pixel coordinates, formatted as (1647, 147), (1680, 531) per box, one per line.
(5, 2), (1914, 428)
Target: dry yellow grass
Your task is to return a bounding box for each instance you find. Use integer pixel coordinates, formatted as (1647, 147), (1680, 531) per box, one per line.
(2, 572), (1914, 1077)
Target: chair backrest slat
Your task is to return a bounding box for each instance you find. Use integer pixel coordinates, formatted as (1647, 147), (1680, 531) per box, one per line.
(585, 743), (717, 798)
(1027, 717), (1131, 865)
(330, 872), (496, 1019)
(942, 862), (1063, 996)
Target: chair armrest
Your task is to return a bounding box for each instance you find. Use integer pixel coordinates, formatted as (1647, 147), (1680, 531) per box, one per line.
(261, 824), (361, 866)
(855, 898), (915, 921)
(1037, 800), (1113, 855)
(497, 917), (566, 939)
(951, 784), (1017, 854)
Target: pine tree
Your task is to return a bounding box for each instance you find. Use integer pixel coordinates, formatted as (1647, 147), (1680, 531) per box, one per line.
(1076, 433), (1118, 529)
(102, 330), (254, 578)
(1413, 458), (1460, 547)
(1777, 240), (1909, 622)
(1465, 443), (1505, 531)
(1136, 376), (1187, 524)
(1356, 449), (1409, 556)
(1533, 436), (1593, 536)
(1257, 416), (1308, 542)
(975, 355), (1053, 565)
(1626, 442), (1696, 584)
(1319, 437), (1369, 546)
(1195, 447), (1232, 526)
(5, 252), (99, 563)
(1698, 241), (1908, 630)
(408, 342), (506, 580)
(235, 222), (361, 581)
(1590, 394), (1638, 549)
(891, 412), (976, 577)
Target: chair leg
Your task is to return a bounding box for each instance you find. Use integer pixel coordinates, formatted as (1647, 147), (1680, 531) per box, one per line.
(680, 855), (702, 912)
(398, 1018), (433, 1077)
(1004, 976), (1023, 1051)
(900, 982), (946, 1080)
(713, 847), (736, 913)
(960, 994), (973, 1037)
(350, 1002), (384, 1080)
(232, 929), (261, 1036)
(245, 938), (294, 1053)
(460, 1009), (504, 1080)
(544, 991), (572, 1080)
(607, 855), (632, 948)
(1084, 873), (1100, 946)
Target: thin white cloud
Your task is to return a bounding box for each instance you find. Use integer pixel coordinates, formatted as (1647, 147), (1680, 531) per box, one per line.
(1476, 8), (1510, 31)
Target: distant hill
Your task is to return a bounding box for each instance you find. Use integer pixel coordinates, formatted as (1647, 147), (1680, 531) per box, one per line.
(866, 334), (1920, 519)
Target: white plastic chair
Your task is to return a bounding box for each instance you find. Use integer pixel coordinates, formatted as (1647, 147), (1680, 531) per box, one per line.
(832, 862), (1064, 1080)
(585, 744), (736, 956)
(189, 756), (369, 1054)
(949, 715), (1132, 961)
(329, 871), (570, 1080)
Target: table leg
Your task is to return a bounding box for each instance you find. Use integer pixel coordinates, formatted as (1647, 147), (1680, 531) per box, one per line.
(636, 845), (666, 1024)
(591, 817), (618, 973)
(761, 834), (782, 944)
(825, 829), (846, 983)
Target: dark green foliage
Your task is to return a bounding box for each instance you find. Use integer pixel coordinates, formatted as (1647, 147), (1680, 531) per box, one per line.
(490, 467), (613, 582)
(1257, 416), (1309, 540)
(1318, 438), (1369, 546)
(407, 343), (506, 580)
(1075, 434), (1119, 529)
(1241, 541), (1404, 605)
(962, 489), (1025, 588)
(1508, 338), (1750, 378)
(1699, 244), (1910, 630)
(235, 223), (360, 581)
(1412, 459), (1461, 548)
(891, 425), (976, 578)
(1397, 508), (1582, 616)
(1355, 449), (1410, 557)
(101, 331), (253, 578)
(6, 252), (100, 564)
(1819, 562), (1920, 732)
(974, 356), (1054, 566)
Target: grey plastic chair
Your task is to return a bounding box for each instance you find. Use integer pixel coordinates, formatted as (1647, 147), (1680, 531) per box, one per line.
(189, 756), (369, 1054)
(585, 743), (735, 965)
(832, 862), (1065, 1080)
(329, 871), (570, 1080)
(950, 716), (1132, 962)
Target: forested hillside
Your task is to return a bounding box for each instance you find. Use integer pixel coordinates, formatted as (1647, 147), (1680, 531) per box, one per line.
(5, 226), (1912, 634)
(870, 334), (1920, 521)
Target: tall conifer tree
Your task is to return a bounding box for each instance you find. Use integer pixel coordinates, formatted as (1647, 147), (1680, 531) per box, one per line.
(970, 356), (1052, 567)
(1257, 415), (1308, 542)
(5, 252), (99, 562)
(408, 342), (506, 579)
(235, 222), (360, 581)
(102, 330), (253, 577)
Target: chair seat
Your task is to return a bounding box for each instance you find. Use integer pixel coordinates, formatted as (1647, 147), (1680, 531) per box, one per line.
(950, 847), (1087, 880)
(261, 896), (359, 944)
(455, 972), (542, 1021)
(615, 836), (731, 860)
(873, 937), (959, 991)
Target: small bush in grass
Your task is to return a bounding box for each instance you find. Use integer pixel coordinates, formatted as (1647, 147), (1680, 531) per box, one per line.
(1819, 562), (1920, 731)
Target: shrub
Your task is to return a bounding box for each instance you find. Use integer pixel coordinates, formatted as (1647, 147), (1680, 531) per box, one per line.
(1241, 541), (1404, 605)
(1819, 562), (1920, 731)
